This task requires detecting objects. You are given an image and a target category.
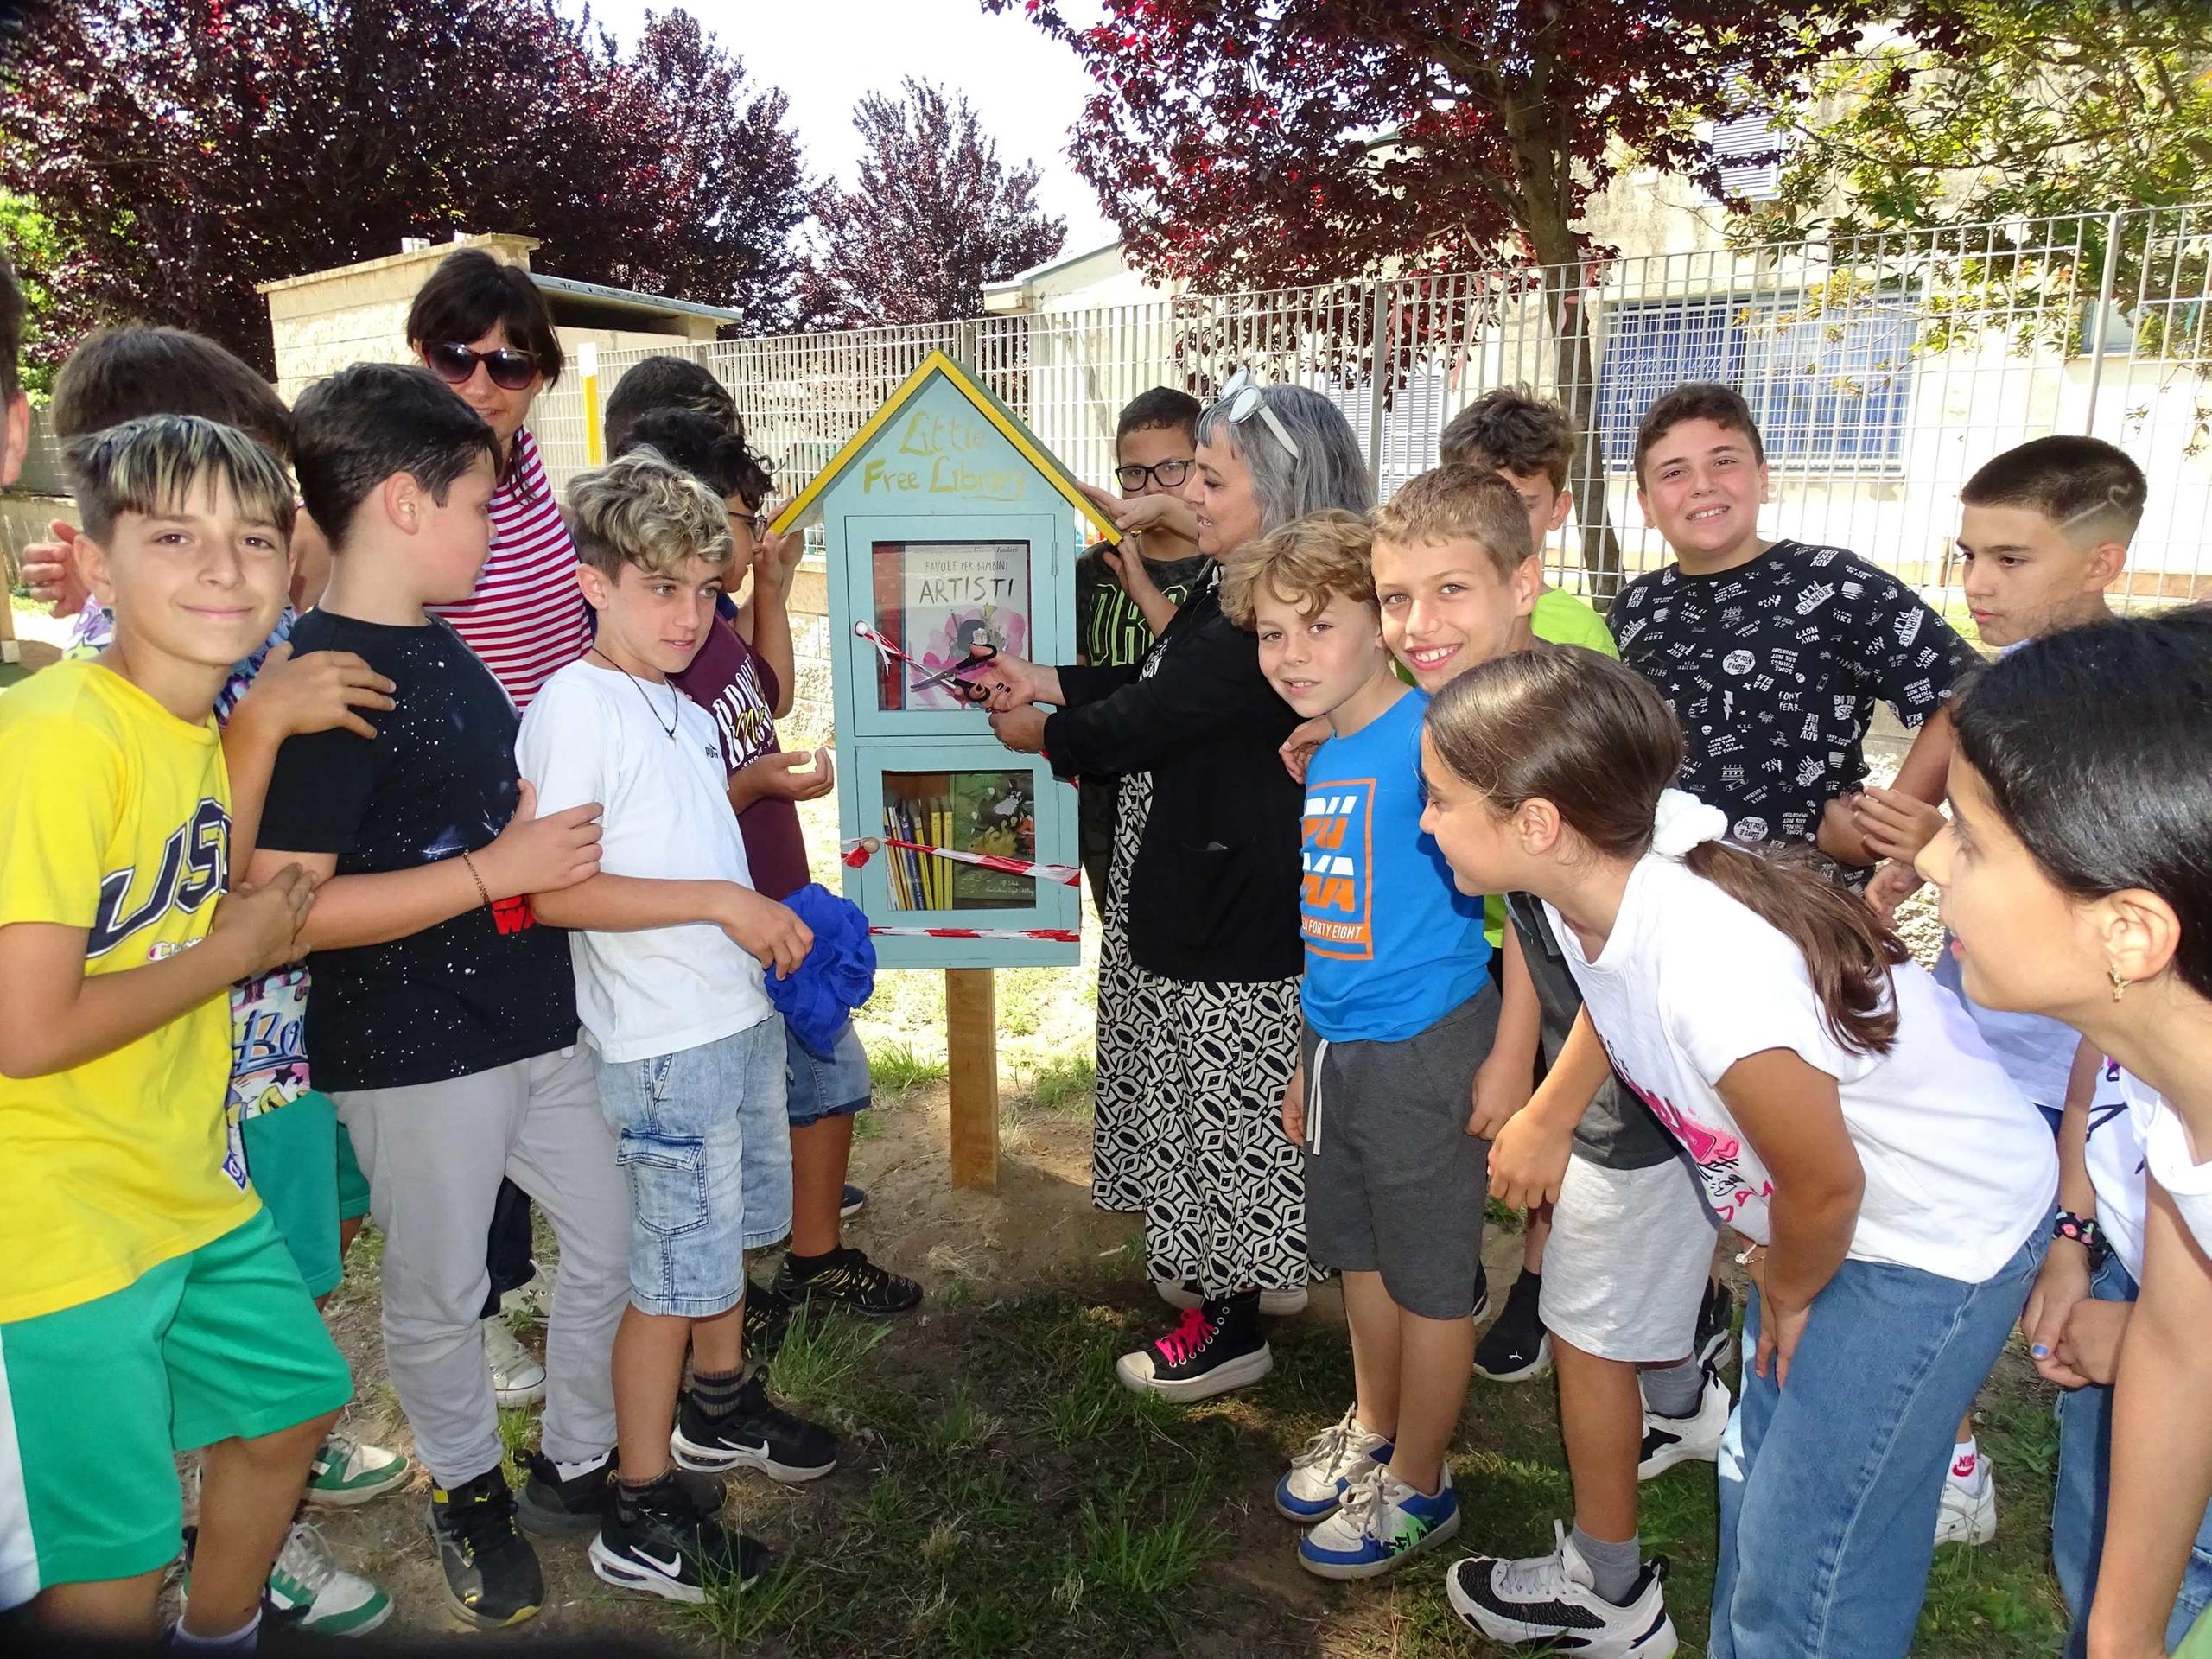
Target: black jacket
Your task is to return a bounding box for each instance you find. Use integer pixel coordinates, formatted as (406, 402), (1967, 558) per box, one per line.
(1045, 575), (1303, 983)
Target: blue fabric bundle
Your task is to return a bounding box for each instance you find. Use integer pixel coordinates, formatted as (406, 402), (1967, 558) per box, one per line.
(764, 883), (877, 1060)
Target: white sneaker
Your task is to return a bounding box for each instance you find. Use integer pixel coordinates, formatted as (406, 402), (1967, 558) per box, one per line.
(1637, 1369), (1731, 1481)
(265, 1521), (395, 1637)
(1935, 1453), (1998, 1547)
(1153, 1279), (1309, 1318)
(1446, 1521), (1678, 1657)
(1298, 1465), (1460, 1579)
(1274, 1404), (1392, 1522)
(483, 1316), (547, 1408)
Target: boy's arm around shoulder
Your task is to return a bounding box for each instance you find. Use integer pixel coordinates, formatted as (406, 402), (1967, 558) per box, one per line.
(0, 707), (314, 1077)
(251, 684), (600, 952)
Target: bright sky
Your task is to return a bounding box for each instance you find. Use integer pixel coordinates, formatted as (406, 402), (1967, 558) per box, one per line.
(590, 0), (1119, 260)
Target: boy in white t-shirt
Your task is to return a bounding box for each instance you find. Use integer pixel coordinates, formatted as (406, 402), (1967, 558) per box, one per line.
(516, 453), (836, 1604)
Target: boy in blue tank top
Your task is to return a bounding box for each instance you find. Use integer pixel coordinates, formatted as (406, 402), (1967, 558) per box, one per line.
(1220, 508), (1499, 1582)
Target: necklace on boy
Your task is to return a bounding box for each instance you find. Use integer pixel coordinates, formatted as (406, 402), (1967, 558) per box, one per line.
(589, 647), (677, 741)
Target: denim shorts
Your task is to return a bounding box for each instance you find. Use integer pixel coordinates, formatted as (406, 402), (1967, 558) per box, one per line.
(592, 1016), (791, 1319)
(785, 1018), (873, 1128)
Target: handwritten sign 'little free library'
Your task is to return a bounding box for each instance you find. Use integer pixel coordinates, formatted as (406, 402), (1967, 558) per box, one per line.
(860, 409), (1031, 505)
(771, 352), (1119, 970)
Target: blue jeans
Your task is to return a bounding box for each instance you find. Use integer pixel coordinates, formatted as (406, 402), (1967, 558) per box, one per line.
(591, 1016), (791, 1319)
(1711, 1230), (2045, 1658)
(2053, 1253), (2212, 1656)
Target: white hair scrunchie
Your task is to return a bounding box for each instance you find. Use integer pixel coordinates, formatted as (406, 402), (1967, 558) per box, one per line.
(1651, 787), (1728, 861)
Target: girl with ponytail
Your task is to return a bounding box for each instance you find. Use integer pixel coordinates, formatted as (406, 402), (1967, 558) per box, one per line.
(1419, 645), (2056, 1659)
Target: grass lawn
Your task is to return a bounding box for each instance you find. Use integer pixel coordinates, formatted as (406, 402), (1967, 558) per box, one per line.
(626, 1259), (2069, 1657)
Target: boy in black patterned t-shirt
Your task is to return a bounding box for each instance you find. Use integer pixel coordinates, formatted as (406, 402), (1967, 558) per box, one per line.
(1608, 383), (1977, 853)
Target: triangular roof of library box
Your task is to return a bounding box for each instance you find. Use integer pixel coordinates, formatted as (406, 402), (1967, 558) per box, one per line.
(770, 350), (1120, 543)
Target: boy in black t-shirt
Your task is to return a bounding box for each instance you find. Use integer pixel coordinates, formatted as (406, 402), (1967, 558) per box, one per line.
(254, 365), (623, 1631)
(1070, 386), (1214, 908)
(1607, 383), (1975, 857)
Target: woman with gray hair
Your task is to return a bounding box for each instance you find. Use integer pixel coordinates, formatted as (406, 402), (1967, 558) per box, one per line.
(982, 378), (1372, 1401)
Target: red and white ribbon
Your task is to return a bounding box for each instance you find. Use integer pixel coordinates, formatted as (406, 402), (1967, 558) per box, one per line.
(842, 836), (1081, 887)
(868, 925), (1083, 943)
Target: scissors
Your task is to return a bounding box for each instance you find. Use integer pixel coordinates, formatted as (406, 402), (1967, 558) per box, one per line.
(907, 643), (999, 704)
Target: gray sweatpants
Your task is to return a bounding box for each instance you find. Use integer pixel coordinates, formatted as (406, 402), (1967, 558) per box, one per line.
(334, 1046), (629, 1487)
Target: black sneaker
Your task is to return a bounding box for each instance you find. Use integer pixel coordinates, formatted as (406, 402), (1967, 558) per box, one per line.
(671, 1372), (840, 1482)
(772, 1246), (923, 1315)
(840, 1183), (868, 1219)
(1474, 1268), (1553, 1382)
(743, 1275), (793, 1359)
(427, 1466), (543, 1630)
(1472, 1262), (1492, 1325)
(515, 1449), (726, 1536)
(1114, 1291), (1273, 1402)
(588, 1475), (773, 1605)
(1694, 1276), (1736, 1373)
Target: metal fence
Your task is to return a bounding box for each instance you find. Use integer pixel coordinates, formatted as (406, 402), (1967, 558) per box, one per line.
(537, 201), (2212, 613)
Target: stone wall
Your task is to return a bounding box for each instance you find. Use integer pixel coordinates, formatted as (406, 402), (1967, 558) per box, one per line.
(782, 563), (836, 748)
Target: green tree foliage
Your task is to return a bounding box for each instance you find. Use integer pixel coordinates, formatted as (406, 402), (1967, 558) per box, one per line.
(1750, 0), (2212, 238)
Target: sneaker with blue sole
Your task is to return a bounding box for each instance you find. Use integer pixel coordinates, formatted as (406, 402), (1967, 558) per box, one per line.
(1299, 1465), (1460, 1580)
(1275, 1403), (1393, 1522)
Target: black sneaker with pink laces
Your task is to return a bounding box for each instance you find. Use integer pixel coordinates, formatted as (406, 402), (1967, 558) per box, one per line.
(1113, 1289), (1273, 1402)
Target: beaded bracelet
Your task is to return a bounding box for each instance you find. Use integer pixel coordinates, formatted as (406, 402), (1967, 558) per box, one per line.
(460, 849), (492, 910)
(2053, 1210), (2106, 1260)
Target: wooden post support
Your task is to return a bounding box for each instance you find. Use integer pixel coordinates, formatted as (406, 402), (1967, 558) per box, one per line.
(945, 968), (1000, 1189)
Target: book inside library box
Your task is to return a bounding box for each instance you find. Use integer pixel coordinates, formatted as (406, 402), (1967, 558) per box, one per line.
(880, 768), (1039, 912)
(868, 539), (1033, 713)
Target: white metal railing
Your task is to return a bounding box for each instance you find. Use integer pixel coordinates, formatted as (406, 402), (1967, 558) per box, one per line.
(534, 204), (2212, 613)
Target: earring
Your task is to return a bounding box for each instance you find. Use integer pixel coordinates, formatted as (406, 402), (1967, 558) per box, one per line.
(2109, 966), (2130, 1002)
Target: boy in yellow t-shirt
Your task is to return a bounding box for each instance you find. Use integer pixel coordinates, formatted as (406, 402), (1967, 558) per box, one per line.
(0, 414), (350, 1644)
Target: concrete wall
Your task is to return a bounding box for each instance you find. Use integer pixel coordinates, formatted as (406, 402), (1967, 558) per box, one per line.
(260, 234), (721, 403)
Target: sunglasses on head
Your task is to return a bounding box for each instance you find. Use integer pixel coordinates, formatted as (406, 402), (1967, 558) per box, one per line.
(1218, 367), (1302, 463)
(425, 341), (539, 392)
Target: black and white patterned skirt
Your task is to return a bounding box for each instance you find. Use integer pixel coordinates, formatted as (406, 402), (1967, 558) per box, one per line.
(1091, 765), (1306, 1297)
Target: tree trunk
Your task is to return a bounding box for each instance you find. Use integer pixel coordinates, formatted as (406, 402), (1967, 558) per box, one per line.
(1535, 248), (1625, 607)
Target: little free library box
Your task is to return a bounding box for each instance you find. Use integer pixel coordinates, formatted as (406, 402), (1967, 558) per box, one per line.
(770, 353), (1118, 1185)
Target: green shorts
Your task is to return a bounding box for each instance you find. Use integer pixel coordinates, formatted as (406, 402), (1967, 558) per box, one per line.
(0, 1208), (353, 1605)
(238, 1092), (370, 1298)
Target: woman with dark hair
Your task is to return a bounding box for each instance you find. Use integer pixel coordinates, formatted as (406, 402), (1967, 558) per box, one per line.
(406, 249), (589, 712)
(405, 250), (588, 1405)
(1917, 608), (2212, 1659)
(981, 380), (1373, 1401)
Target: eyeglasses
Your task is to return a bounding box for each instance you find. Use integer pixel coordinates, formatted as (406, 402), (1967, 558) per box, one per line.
(424, 341), (540, 392)
(728, 509), (765, 538)
(1113, 458), (1192, 491)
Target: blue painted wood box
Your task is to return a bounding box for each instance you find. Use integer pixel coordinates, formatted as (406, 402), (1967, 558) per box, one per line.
(771, 353), (1116, 969)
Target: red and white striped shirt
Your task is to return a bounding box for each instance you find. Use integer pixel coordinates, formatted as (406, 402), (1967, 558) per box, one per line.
(431, 428), (588, 710)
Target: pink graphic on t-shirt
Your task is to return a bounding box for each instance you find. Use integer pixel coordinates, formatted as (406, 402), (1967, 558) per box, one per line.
(1613, 1066), (1773, 1224)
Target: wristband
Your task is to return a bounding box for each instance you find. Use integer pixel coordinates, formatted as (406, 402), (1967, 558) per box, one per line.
(2053, 1210), (2108, 1265)
(459, 849), (492, 910)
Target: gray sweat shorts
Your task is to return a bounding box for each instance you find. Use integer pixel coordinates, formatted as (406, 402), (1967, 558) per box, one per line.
(1299, 983), (1499, 1319)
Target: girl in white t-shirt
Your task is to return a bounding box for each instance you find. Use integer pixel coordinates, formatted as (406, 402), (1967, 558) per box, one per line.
(1917, 608), (2212, 1659)
(1418, 645), (2055, 1659)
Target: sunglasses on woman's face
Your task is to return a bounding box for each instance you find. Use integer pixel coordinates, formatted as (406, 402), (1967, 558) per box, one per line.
(425, 341), (539, 392)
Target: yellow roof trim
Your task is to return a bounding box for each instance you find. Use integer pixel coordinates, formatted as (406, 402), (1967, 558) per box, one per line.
(771, 350), (1121, 544)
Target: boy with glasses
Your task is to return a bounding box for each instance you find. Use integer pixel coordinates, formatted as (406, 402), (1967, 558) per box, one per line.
(1069, 387), (1214, 908)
